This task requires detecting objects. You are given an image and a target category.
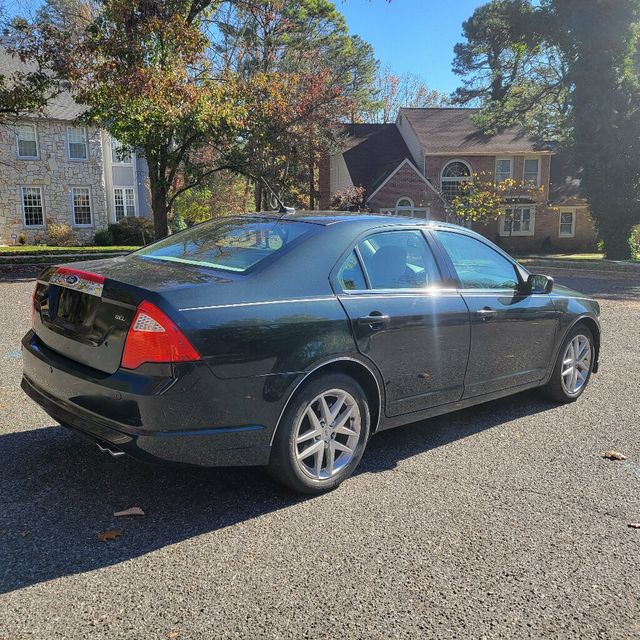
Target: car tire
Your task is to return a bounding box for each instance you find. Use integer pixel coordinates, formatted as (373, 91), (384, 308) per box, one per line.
(268, 373), (371, 494)
(540, 324), (595, 403)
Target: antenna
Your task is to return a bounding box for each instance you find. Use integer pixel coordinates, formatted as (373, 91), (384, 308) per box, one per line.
(260, 176), (294, 215)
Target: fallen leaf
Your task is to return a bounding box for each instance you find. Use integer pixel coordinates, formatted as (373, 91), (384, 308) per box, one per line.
(97, 528), (123, 542)
(167, 632), (180, 639)
(602, 450), (627, 461)
(114, 506), (145, 517)
(628, 523), (640, 529)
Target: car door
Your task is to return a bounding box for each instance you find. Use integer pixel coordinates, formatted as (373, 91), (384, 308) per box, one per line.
(433, 229), (558, 399)
(333, 228), (470, 417)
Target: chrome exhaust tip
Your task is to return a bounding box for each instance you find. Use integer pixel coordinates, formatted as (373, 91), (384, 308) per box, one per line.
(96, 443), (126, 458)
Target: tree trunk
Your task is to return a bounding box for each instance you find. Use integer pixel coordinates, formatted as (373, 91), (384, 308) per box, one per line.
(597, 217), (635, 261)
(308, 148), (315, 210)
(147, 160), (170, 240)
(151, 192), (170, 240)
(148, 176), (170, 240)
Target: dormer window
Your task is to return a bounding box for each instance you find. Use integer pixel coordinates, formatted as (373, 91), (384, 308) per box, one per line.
(441, 160), (472, 201)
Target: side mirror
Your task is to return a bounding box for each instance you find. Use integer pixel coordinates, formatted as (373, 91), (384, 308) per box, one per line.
(527, 273), (554, 294)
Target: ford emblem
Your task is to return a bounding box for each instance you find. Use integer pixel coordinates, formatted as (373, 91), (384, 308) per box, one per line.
(65, 275), (80, 285)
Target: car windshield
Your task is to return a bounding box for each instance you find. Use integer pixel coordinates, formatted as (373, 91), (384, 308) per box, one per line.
(135, 217), (315, 273)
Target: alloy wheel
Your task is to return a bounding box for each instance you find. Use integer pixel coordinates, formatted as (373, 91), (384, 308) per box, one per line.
(293, 389), (361, 481)
(561, 334), (592, 395)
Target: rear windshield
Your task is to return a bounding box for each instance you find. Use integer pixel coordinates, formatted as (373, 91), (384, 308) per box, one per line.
(135, 218), (315, 273)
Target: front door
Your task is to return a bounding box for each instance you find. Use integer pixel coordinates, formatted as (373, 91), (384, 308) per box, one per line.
(334, 229), (470, 417)
(434, 230), (558, 398)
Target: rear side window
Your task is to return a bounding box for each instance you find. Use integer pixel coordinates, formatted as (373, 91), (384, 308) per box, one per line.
(337, 251), (367, 291)
(135, 218), (315, 273)
(436, 231), (519, 290)
(357, 230), (441, 289)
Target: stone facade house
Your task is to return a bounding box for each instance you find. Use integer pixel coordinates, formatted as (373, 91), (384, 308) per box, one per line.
(0, 49), (151, 245)
(319, 108), (597, 253)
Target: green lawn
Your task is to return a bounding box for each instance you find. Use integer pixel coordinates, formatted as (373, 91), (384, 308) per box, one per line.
(0, 245), (140, 254)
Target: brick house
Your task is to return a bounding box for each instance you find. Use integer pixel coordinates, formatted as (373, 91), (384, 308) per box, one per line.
(0, 49), (151, 245)
(319, 108), (597, 253)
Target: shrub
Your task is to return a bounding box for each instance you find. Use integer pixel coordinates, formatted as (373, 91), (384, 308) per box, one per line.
(108, 217), (155, 246)
(18, 233), (26, 245)
(330, 186), (369, 212)
(47, 223), (77, 247)
(94, 229), (114, 246)
(631, 225), (640, 258)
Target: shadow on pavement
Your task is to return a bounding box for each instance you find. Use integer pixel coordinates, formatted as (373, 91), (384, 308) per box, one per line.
(0, 390), (556, 594)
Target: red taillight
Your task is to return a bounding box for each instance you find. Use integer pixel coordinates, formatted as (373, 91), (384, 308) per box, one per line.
(121, 301), (200, 370)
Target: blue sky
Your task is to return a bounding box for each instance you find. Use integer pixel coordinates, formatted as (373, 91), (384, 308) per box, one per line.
(339, 0), (485, 95)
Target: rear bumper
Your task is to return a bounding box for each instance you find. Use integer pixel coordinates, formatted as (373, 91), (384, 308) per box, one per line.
(21, 331), (272, 466)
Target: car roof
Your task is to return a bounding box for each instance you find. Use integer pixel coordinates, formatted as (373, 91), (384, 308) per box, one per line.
(247, 210), (464, 230)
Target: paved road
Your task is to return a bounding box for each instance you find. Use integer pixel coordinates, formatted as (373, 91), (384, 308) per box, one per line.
(1, 268), (639, 639)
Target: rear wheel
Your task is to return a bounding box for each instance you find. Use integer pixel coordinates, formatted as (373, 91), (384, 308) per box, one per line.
(541, 324), (595, 403)
(268, 373), (370, 494)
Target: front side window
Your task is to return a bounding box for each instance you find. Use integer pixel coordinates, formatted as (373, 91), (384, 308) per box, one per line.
(21, 187), (44, 226)
(111, 138), (132, 164)
(72, 187), (92, 226)
(559, 210), (576, 237)
(441, 160), (472, 201)
(437, 231), (519, 290)
(114, 187), (136, 220)
(337, 251), (367, 291)
(357, 230), (441, 290)
(67, 126), (88, 160)
(16, 124), (38, 158)
(501, 206), (535, 237)
(495, 158), (512, 183)
(136, 218), (316, 273)
(523, 158), (540, 186)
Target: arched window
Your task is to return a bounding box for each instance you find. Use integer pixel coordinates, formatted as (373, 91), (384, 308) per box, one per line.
(380, 197), (430, 220)
(396, 197), (414, 210)
(441, 160), (472, 201)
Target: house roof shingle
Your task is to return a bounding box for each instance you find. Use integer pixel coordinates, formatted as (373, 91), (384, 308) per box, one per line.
(338, 123), (414, 194)
(400, 107), (546, 155)
(0, 47), (85, 121)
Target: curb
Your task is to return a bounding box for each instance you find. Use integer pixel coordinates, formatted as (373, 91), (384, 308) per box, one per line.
(520, 258), (640, 274)
(0, 251), (130, 266)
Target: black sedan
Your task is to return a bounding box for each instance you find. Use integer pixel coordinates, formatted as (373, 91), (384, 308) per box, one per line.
(22, 213), (601, 493)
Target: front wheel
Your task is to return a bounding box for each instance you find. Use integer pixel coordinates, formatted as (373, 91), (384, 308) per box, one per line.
(268, 373), (370, 494)
(541, 325), (595, 403)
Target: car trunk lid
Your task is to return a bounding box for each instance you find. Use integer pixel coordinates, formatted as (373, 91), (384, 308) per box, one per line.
(34, 266), (140, 374)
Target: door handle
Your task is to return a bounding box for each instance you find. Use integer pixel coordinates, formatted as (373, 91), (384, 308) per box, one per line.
(357, 312), (390, 330)
(477, 307), (498, 322)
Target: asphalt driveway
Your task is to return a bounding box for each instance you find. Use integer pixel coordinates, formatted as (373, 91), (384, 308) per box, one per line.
(1, 267), (639, 639)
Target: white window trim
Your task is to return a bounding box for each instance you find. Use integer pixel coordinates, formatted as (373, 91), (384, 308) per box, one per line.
(71, 186), (93, 227)
(15, 123), (39, 160)
(66, 125), (89, 161)
(558, 207), (576, 238)
(113, 186), (138, 222)
(495, 157), (513, 183)
(499, 205), (536, 237)
(396, 197), (414, 209)
(523, 156), (542, 187)
(380, 206), (431, 220)
(20, 186), (45, 228)
(440, 159), (473, 200)
(111, 137), (134, 166)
